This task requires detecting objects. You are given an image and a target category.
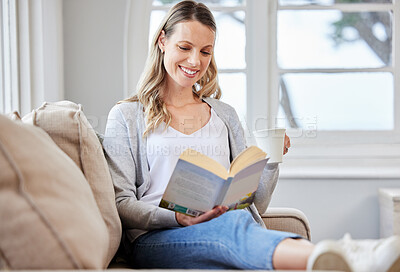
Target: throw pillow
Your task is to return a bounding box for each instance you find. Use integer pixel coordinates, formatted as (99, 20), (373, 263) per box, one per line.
(0, 114), (109, 269)
(22, 101), (121, 266)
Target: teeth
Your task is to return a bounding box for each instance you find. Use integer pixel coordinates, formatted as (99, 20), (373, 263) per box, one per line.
(180, 66), (196, 75)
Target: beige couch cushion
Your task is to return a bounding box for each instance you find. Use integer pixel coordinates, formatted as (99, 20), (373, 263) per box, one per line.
(22, 101), (121, 266)
(0, 114), (109, 269)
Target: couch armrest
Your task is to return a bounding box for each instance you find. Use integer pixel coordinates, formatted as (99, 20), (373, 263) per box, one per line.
(261, 207), (311, 240)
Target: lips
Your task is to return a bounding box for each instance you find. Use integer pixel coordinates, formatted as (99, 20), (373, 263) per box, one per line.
(179, 65), (198, 77)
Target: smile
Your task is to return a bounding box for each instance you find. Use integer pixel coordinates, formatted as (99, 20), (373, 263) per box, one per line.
(179, 66), (198, 76)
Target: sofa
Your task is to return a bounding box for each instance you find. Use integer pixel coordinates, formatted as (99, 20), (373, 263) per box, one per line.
(0, 101), (311, 270)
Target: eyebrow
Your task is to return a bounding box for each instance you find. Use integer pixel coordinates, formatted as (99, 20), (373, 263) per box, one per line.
(178, 40), (213, 49)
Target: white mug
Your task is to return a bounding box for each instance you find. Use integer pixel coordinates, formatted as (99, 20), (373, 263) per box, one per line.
(253, 128), (286, 163)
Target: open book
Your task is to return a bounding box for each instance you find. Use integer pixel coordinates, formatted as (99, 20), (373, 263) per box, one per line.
(159, 146), (268, 217)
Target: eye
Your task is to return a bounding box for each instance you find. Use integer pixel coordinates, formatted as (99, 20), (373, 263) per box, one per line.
(201, 51), (211, 56)
(178, 46), (190, 51)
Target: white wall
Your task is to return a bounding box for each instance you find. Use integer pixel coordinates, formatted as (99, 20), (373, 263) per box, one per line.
(270, 177), (399, 242)
(61, 0), (400, 243)
(63, 0), (127, 133)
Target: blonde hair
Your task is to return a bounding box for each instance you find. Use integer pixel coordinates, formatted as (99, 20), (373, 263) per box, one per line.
(119, 0), (221, 137)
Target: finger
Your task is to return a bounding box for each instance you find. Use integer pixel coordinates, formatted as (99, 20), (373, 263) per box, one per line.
(284, 134), (290, 147)
(193, 208), (220, 223)
(283, 146), (289, 155)
(194, 206), (227, 224)
(283, 134), (290, 155)
(213, 205), (229, 216)
(175, 212), (188, 226)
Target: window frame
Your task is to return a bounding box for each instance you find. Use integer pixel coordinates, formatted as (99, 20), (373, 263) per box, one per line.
(245, 0), (400, 178)
(1, 0), (19, 114)
(0, 0), (4, 113)
(0, 0), (64, 116)
(277, 2), (398, 140)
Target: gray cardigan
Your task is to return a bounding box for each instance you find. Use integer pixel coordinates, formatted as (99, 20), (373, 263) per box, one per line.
(103, 97), (279, 242)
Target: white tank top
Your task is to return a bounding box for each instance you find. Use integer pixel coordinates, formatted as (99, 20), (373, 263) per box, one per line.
(142, 108), (230, 206)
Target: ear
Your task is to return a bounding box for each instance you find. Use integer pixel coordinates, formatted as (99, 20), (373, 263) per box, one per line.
(158, 30), (166, 53)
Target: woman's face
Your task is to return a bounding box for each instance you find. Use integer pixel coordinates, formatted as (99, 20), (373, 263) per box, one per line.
(158, 20), (215, 91)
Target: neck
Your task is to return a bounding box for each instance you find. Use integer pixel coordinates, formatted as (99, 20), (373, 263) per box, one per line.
(161, 86), (199, 107)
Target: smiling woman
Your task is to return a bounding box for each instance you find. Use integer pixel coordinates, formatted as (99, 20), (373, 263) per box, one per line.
(102, 1), (306, 269)
(102, 1), (400, 271)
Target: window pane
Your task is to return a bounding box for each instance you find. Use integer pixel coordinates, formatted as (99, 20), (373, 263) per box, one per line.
(214, 11), (245, 69)
(278, 11), (392, 68)
(277, 73), (393, 130)
(153, 0), (245, 7)
(149, 10), (246, 70)
(279, 0), (392, 6)
(219, 73), (246, 119)
(0, 0), (5, 113)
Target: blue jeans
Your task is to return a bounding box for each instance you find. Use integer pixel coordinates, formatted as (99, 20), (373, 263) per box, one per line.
(124, 210), (301, 270)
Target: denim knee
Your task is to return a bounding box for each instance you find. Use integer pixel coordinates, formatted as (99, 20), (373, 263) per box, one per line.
(216, 209), (255, 225)
(128, 209), (301, 270)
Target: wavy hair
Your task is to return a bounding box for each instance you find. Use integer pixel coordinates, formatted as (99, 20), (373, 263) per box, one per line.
(119, 0), (221, 137)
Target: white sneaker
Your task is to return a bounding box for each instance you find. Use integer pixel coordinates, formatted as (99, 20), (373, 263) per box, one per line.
(307, 234), (400, 272)
(307, 238), (352, 271)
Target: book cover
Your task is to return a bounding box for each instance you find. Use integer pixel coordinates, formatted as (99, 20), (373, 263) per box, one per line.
(159, 146), (268, 217)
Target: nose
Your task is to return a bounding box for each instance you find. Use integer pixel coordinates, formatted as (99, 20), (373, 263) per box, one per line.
(187, 51), (201, 67)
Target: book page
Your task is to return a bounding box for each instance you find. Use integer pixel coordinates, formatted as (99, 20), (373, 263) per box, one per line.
(221, 159), (268, 210)
(229, 146), (267, 176)
(179, 149), (229, 180)
(160, 159), (228, 216)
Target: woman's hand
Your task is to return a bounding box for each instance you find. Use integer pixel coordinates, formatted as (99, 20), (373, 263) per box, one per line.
(283, 133), (291, 155)
(175, 205), (229, 227)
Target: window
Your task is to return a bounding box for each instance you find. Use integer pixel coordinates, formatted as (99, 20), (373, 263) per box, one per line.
(277, 0), (396, 133)
(271, 0), (399, 176)
(273, 1), (399, 159)
(0, 0), (64, 116)
(0, 0), (19, 114)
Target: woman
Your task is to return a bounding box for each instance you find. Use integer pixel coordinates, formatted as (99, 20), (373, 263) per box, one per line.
(103, 1), (399, 270)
